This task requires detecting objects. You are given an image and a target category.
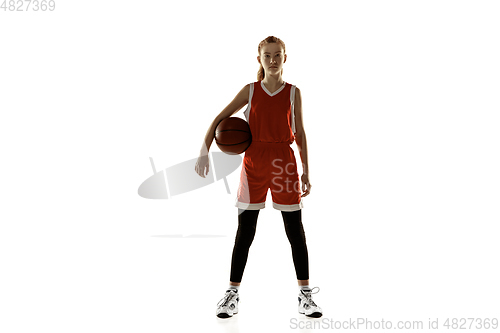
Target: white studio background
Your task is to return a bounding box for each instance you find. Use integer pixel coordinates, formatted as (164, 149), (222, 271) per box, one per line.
(1, 1), (499, 332)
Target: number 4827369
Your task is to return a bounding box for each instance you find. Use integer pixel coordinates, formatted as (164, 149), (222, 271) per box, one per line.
(1, 0), (56, 11)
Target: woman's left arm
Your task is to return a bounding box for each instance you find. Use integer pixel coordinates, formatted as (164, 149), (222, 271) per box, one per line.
(294, 87), (311, 197)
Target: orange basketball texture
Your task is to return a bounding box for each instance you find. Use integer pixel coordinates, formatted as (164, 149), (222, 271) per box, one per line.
(215, 117), (252, 155)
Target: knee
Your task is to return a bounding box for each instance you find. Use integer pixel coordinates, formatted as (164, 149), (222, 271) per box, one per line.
(289, 232), (307, 248)
(234, 224), (257, 249)
(285, 223), (307, 247)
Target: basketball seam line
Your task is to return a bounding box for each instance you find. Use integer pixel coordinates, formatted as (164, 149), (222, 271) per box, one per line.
(216, 129), (250, 133)
(215, 140), (251, 146)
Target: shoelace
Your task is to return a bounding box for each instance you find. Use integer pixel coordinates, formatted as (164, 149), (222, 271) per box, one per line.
(217, 290), (237, 308)
(301, 286), (320, 307)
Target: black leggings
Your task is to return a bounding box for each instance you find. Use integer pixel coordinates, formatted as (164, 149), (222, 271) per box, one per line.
(229, 208), (309, 283)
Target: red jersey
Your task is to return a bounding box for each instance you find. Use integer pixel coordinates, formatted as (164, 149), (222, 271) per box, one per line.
(243, 80), (297, 143)
(235, 80), (303, 211)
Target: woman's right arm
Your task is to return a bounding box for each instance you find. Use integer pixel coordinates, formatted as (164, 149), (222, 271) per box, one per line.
(195, 84), (249, 178)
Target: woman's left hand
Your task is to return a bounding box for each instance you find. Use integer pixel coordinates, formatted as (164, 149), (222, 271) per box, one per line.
(301, 173), (311, 197)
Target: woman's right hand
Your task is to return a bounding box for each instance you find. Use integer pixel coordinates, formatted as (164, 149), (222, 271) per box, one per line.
(195, 154), (210, 178)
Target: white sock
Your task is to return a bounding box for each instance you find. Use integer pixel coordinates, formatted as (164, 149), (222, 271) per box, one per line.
(299, 285), (311, 292)
(229, 284), (240, 292)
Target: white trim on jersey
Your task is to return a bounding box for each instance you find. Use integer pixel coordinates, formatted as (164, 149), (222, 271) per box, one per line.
(235, 200), (303, 211)
(260, 80), (286, 97)
(243, 82), (254, 122)
(273, 201), (303, 212)
(290, 85), (297, 135)
(243, 82), (297, 135)
(235, 200), (265, 210)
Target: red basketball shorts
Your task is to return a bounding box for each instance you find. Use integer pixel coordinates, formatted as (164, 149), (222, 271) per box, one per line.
(235, 141), (303, 211)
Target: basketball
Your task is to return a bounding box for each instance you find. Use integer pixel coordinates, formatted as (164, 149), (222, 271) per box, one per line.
(215, 117), (252, 155)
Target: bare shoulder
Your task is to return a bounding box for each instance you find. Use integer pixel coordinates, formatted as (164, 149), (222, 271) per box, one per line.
(235, 83), (250, 106)
(294, 86), (302, 104)
(243, 83), (250, 98)
(216, 83), (251, 120)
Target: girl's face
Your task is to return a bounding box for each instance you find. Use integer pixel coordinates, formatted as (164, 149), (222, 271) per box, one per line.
(258, 43), (286, 75)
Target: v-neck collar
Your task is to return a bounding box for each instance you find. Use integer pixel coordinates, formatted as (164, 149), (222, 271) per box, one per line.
(261, 81), (286, 97)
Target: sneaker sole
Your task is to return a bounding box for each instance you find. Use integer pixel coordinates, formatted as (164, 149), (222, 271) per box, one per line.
(299, 310), (322, 318)
(217, 312), (238, 319)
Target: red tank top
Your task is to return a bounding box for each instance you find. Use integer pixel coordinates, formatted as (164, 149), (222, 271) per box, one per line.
(243, 80), (297, 145)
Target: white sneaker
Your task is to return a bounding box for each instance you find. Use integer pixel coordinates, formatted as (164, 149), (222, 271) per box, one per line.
(298, 287), (323, 318)
(216, 289), (239, 318)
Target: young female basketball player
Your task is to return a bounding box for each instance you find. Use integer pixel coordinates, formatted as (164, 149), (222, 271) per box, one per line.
(195, 36), (322, 319)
